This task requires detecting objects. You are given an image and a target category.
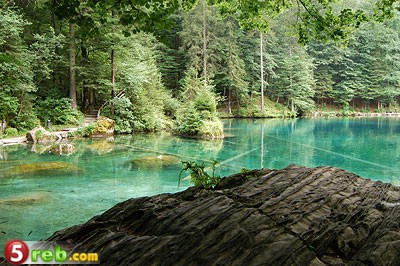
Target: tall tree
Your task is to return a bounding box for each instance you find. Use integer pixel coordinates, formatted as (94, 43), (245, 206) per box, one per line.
(260, 31), (265, 113)
(69, 22), (77, 109)
(0, 6), (37, 128)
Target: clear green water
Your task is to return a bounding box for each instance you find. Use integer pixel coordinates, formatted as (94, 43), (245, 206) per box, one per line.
(1, 118), (400, 254)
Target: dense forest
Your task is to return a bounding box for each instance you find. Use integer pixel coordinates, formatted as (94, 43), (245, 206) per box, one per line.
(1, 0), (400, 136)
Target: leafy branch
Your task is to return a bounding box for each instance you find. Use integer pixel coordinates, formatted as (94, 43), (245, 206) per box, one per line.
(179, 160), (221, 189)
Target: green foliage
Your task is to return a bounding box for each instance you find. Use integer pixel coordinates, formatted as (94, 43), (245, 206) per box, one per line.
(0, 7), (37, 128)
(35, 98), (82, 125)
(9, 110), (40, 131)
(108, 33), (174, 132)
(226, 97), (293, 118)
(4, 127), (18, 137)
(176, 70), (224, 138)
(71, 124), (96, 137)
(339, 106), (356, 117)
(179, 160), (221, 189)
(30, 29), (65, 87)
(240, 168), (251, 173)
(0, 92), (19, 121)
(176, 104), (203, 135)
(2, 0), (400, 132)
(35, 129), (44, 140)
(104, 97), (135, 133)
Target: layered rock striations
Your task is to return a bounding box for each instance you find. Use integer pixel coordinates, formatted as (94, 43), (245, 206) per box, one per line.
(3, 165), (400, 265)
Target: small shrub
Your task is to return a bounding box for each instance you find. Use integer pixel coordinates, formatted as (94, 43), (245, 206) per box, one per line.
(10, 111), (40, 131)
(179, 160), (221, 189)
(35, 98), (82, 125)
(71, 124), (96, 137)
(199, 120), (224, 139)
(5, 127), (18, 137)
(176, 105), (203, 136)
(35, 129), (44, 140)
(240, 168), (251, 173)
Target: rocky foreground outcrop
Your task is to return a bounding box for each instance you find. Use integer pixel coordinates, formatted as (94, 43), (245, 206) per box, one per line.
(4, 165), (400, 265)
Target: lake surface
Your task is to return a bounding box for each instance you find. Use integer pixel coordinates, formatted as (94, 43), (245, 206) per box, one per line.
(1, 117), (400, 254)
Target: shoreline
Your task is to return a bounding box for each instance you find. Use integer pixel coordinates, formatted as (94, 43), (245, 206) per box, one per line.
(0, 128), (78, 146)
(2, 114), (400, 146)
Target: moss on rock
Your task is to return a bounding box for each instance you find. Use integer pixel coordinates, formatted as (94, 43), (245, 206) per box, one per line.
(91, 117), (114, 137)
(4, 162), (79, 177)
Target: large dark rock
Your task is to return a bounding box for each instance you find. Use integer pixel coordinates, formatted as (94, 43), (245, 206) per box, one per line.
(3, 165), (400, 265)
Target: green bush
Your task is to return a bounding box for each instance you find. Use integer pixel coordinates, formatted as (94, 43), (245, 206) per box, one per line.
(199, 120), (224, 139)
(179, 160), (221, 189)
(0, 93), (19, 122)
(35, 98), (82, 125)
(103, 97), (135, 133)
(176, 72), (224, 138)
(71, 124), (96, 137)
(163, 96), (180, 118)
(176, 104), (203, 135)
(10, 111), (40, 131)
(339, 106), (355, 116)
(104, 90), (174, 134)
(5, 127), (18, 136)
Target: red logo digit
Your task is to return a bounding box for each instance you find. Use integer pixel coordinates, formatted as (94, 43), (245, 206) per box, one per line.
(4, 240), (29, 265)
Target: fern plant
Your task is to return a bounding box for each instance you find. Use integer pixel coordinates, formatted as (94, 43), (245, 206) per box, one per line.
(179, 160), (221, 189)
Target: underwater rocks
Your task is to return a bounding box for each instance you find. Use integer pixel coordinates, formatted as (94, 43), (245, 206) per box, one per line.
(2, 162), (79, 178)
(0, 191), (51, 205)
(38, 165), (400, 265)
(126, 155), (181, 169)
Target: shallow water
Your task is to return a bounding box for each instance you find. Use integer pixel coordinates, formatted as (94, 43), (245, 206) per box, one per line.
(1, 118), (400, 254)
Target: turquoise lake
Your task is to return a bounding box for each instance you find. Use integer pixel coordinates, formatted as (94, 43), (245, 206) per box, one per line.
(1, 117), (400, 253)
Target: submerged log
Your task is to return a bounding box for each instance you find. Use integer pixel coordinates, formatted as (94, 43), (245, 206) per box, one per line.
(21, 165), (400, 265)
(126, 155), (181, 170)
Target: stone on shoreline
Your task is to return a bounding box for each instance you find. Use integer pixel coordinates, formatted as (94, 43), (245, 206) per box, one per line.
(26, 126), (60, 144)
(89, 117), (114, 138)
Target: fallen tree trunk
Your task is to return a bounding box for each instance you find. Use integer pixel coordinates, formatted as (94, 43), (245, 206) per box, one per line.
(15, 165), (400, 265)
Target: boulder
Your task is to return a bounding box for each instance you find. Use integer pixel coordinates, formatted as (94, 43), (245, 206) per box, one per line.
(26, 126), (60, 144)
(90, 117), (114, 137)
(16, 165), (400, 265)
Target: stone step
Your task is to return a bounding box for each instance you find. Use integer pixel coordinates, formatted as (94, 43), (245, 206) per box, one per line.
(83, 109), (100, 125)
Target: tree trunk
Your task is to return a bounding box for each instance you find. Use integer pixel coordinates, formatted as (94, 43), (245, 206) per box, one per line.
(260, 32), (265, 113)
(289, 41), (294, 113)
(111, 49), (115, 119)
(228, 87), (232, 114)
(111, 9), (116, 119)
(236, 88), (240, 110)
(81, 43), (89, 113)
(291, 97), (295, 113)
(202, 0), (207, 84)
(69, 23), (77, 110)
